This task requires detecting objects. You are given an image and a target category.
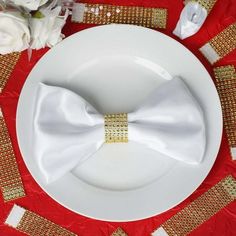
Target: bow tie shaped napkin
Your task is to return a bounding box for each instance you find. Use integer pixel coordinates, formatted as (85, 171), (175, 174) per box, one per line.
(33, 77), (206, 184)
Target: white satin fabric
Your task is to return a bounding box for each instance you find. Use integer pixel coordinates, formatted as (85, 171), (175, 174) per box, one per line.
(33, 77), (206, 184)
(173, 2), (207, 39)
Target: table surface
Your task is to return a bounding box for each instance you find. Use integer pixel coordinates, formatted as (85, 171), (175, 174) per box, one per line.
(0, 0), (236, 235)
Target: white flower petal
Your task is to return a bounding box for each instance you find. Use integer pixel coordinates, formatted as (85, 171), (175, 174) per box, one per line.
(0, 11), (30, 54)
(30, 5), (68, 50)
(12, 0), (49, 11)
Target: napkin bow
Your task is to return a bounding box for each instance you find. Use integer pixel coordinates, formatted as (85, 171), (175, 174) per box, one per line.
(34, 78), (206, 184)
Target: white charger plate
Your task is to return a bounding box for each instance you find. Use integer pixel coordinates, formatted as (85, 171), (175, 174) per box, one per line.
(16, 25), (222, 221)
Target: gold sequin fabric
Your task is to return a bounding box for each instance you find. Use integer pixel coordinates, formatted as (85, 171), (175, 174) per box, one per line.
(0, 53), (21, 92)
(111, 227), (128, 236)
(185, 0), (217, 13)
(73, 3), (167, 29)
(16, 210), (77, 236)
(214, 65), (236, 156)
(155, 175), (236, 236)
(105, 113), (128, 143)
(0, 109), (25, 201)
(209, 23), (236, 59)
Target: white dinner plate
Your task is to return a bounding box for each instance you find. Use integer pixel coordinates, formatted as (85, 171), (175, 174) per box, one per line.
(16, 25), (222, 221)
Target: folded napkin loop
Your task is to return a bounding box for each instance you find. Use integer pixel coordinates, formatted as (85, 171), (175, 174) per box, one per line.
(104, 113), (128, 143)
(173, 0), (217, 40)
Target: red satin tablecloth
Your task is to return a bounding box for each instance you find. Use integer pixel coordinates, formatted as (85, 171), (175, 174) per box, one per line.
(0, 1), (236, 235)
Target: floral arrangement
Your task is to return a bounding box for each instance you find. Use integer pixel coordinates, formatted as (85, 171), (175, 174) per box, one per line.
(0, 0), (72, 55)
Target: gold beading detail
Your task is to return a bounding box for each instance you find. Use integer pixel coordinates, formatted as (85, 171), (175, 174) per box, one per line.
(185, 0), (217, 14)
(154, 175), (236, 236)
(16, 210), (77, 236)
(214, 65), (236, 155)
(73, 3), (167, 29)
(0, 52), (21, 93)
(104, 113), (128, 143)
(111, 227), (128, 236)
(0, 109), (25, 201)
(209, 23), (236, 59)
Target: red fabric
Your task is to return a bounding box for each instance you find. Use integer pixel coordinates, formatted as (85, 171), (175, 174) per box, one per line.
(0, 1), (236, 235)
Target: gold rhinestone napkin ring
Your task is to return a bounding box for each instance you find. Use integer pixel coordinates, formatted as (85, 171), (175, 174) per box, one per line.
(104, 113), (128, 143)
(214, 65), (236, 160)
(185, 0), (217, 14)
(200, 22), (236, 64)
(0, 108), (25, 201)
(152, 175), (236, 236)
(5, 205), (77, 236)
(72, 3), (167, 29)
(0, 52), (20, 93)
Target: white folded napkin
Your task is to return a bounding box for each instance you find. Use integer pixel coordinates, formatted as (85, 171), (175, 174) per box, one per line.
(33, 77), (206, 184)
(173, 1), (207, 39)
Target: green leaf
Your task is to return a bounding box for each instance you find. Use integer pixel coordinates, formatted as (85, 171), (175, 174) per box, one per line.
(32, 11), (45, 19)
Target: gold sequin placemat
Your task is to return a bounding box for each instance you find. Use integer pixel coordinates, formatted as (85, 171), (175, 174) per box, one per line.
(152, 175), (236, 236)
(0, 108), (25, 201)
(200, 22), (236, 64)
(72, 3), (167, 29)
(214, 65), (236, 160)
(0, 53), (21, 93)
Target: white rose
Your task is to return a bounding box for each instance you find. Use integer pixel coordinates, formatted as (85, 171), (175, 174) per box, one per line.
(30, 3), (68, 50)
(11, 0), (48, 11)
(0, 11), (30, 54)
